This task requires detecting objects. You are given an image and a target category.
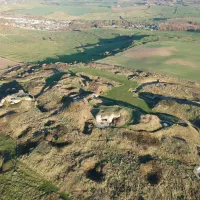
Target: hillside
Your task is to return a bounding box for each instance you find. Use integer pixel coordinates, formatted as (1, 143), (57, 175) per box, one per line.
(0, 1), (200, 199)
(0, 62), (200, 199)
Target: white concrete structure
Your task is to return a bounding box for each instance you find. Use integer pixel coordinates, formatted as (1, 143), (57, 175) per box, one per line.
(0, 90), (32, 107)
(96, 112), (121, 128)
(92, 93), (99, 98)
(194, 166), (200, 179)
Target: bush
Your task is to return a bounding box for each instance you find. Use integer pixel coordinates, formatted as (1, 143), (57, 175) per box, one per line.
(59, 192), (72, 200)
(123, 131), (161, 147)
(38, 181), (58, 194)
(0, 135), (16, 156)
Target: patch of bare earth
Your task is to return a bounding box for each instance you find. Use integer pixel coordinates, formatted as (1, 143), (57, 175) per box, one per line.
(0, 57), (18, 70)
(164, 59), (198, 69)
(112, 5), (147, 13)
(125, 47), (178, 59)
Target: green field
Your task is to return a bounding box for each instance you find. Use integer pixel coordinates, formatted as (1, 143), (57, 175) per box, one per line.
(0, 27), (138, 63)
(99, 30), (200, 81)
(2, 3), (200, 22)
(72, 68), (150, 112)
(0, 25), (200, 81)
(13, 5), (111, 16)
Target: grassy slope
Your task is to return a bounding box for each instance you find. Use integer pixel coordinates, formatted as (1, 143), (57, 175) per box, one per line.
(0, 134), (71, 200)
(71, 68), (150, 112)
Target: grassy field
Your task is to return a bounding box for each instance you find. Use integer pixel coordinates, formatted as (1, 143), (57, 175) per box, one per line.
(99, 30), (200, 81)
(0, 27), (139, 63)
(0, 2), (41, 13)
(13, 5), (111, 17)
(71, 67), (151, 112)
(0, 25), (200, 81)
(2, 3), (200, 22)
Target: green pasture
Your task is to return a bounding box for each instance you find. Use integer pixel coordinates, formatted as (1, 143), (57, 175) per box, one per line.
(13, 6), (109, 16)
(0, 25), (200, 81)
(0, 2), (41, 13)
(0, 27), (138, 63)
(100, 40), (200, 81)
(53, 0), (117, 7)
(3, 3), (200, 23)
(2, 1), (200, 23)
(99, 30), (200, 81)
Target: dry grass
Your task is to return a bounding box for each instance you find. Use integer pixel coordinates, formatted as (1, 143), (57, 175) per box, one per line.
(112, 5), (147, 13)
(139, 162), (153, 176)
(125, 47), (178, 59)
(0, 57), (18, 70)
(122, 130), (161, 147)
(164, 59), (198, 69)
(1, 62), (200, 199)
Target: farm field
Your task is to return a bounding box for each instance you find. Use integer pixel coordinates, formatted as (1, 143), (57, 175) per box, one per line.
(99, 31), (200, 81)
(13, 5), (112, 17)
(0, 24), (200, 81)
(0, 26), (139, 63)
(2, 3), (200, 22)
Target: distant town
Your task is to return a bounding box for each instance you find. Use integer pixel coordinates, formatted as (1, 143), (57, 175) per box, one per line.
(0, 15), (71, 31)
(0, 15), (159, 31)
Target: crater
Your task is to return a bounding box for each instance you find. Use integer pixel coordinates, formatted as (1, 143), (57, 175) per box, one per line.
(147, 171), (162, 185)
(86, 168), (104, 183)
(82, 122), (94, 135)
(139, 154), (153, 164)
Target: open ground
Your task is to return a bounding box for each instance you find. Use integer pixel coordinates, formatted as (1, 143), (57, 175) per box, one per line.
(0, 25), (200, 81)
(0, 57), (18, 70)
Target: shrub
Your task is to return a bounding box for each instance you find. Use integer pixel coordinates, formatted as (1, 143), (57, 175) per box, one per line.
(38, 181), (58, 194)
(59, 192), (72, 200)
(123, 131), (161, 147)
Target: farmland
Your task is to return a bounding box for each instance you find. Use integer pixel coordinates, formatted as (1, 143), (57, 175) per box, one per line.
(1, 3), (200, 23)
(0, 26), (137, 63)
(0, 24), (199, 81)
(99, 30), (200, 81)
